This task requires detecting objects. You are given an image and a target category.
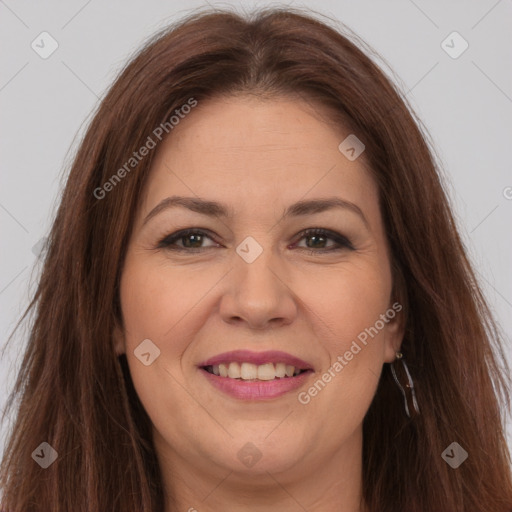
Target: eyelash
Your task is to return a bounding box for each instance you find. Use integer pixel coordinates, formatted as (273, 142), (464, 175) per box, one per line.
(156, 228), (355, 255)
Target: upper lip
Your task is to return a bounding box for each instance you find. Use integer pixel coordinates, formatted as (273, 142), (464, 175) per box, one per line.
(198, 350), (314, 370)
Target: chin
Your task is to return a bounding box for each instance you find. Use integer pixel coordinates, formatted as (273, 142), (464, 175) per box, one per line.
(212, 435), (307, 477)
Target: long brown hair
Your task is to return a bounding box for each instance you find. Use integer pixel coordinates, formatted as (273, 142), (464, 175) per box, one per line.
(1, 6), (511, 511)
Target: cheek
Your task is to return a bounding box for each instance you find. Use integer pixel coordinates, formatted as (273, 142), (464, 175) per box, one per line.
(118, 259), (208, 437)
(295, 263), (392, 422)
(303, 261), (392, 347)
(119, 258), (201, 345)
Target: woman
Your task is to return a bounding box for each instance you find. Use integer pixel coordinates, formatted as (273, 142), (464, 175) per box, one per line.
(1, 6), (511, 512)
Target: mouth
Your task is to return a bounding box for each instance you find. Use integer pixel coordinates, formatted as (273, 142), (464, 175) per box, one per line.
(201, 362), (311, 381)
(197, 350), (314, 400)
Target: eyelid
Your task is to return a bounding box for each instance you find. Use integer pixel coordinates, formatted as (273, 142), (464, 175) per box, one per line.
(156, 228), (220, 250)
(156, 227), (355, 253)
(292, 227), (355, 251)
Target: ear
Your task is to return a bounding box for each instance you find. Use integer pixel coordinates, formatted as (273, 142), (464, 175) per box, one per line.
(383, 262), (407, 363)
(113, 321), (126, 356)
(383, 300), (405, 364)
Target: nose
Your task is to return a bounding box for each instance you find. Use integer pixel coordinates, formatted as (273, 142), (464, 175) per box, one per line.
(219, 245), (298, 330)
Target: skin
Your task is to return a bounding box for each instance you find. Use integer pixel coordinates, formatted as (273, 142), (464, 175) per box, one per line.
(114, 95), (404, 512)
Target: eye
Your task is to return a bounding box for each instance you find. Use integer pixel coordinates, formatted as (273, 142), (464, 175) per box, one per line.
(156, 228), (219, 252)
(292, 228), (355, 254)
(156, 227), (355, 254)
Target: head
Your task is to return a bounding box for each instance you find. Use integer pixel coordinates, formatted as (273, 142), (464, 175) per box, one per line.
(113, 91), (403, 497)
(1, 6), (511, 512)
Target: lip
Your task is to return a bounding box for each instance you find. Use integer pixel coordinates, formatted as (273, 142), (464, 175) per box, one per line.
(197, 350), (313, 370)
(200, 367), (314, 400)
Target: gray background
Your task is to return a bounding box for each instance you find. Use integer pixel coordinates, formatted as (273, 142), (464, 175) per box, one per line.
(1, 0), (511, 463)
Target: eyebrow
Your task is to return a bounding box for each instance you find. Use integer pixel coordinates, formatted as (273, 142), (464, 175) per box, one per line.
(142, 195), (369, 228)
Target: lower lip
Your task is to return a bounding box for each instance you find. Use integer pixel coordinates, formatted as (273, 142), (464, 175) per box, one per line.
(200, 368), (313, 400)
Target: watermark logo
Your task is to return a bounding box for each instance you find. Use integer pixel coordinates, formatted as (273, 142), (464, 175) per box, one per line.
(93, 98), (198, 200)
(237, 442), (262, 468)
(441, 31), (469, 59)
(134, 338), (161, 366)
(441, 442), (468, 468)
(32, 442), (58, 468)
(298, 302), (402, 404)
(31, 31), (59, 59)
(338, 134), (365, 161)
(32, 236), (48, 258)
(236, 236), (263, 263)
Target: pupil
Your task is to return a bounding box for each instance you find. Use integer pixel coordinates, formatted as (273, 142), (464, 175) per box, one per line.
(307, 235), (325, 249)
(184, 234), (202, 248)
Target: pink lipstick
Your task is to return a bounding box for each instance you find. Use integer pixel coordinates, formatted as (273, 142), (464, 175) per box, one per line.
(198, 350), (314, 400)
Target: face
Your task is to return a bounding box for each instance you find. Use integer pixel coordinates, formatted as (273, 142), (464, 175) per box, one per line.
(115, 95), (403, 485)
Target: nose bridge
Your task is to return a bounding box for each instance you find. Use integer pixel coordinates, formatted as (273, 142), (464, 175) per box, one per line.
(220, 233), (297, 328)
(234, 233), (283, 300)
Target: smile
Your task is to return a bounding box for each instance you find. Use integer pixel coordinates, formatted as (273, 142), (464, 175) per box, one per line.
(203, 362), (308, 380)
(198, 350), (314, 400)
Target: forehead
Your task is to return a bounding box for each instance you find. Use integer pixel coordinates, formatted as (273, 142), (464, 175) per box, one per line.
(138, 95), (380, 227)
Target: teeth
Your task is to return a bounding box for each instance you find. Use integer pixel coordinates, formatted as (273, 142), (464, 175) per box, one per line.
(212, 362), (305, 380)
(257, 363), (275, 381)
(241, 362), (258, 380)
(228, 362), (240, 378)
(275, 362), (286, 378)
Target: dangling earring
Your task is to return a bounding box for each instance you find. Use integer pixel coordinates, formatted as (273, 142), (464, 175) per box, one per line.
(390, 351), (420, 418)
